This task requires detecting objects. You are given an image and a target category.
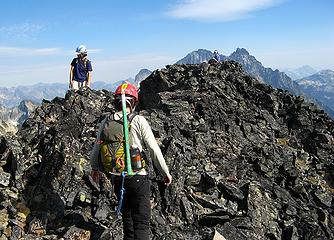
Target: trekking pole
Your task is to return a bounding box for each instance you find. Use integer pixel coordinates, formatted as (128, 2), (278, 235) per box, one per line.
(121, 83), (133, 176)
(116, 171), (126, 216)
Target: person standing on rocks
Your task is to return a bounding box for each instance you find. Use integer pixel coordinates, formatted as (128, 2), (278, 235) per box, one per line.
(208, 50), (221, 65)
(69, 45), (93, 90)
(90, 82), (172, 240)
(213, 50), (221, 62)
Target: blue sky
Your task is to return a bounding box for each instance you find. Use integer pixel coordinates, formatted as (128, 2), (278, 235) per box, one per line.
(0, 0), (333, 87)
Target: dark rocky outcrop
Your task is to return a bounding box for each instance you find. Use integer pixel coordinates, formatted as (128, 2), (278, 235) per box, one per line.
(0, 61), (333, 239)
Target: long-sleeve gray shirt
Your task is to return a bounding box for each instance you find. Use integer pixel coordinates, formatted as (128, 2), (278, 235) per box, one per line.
(90, 112), (170, 177)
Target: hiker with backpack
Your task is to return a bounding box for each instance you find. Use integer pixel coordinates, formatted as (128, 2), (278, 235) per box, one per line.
(90, 82), (172, 240)
(213, 50), (221, 62)
(208, 50), (221, 65)
(69, 45), (93, 90)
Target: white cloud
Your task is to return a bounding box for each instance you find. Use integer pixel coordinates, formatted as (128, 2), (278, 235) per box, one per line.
(0, 46), (103, 57)
(167, 0), (283, 22)
(0, 22), (45, 38)
(0, 46), (64, 57)
(88, 48), (103, 53)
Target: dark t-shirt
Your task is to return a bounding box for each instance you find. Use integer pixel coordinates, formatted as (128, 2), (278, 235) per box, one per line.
(70, 58), (93, 82)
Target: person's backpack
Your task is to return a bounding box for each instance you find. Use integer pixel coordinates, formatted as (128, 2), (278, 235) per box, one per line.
(74, 57), (90, 72)
(99, 113), (146, 173)
(82, 58), (90, 71)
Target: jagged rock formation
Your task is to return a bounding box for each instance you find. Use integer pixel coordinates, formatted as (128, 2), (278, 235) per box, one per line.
(0, 89), (118, 240)
(228, 48), (304, 96)
(0, 61), (333, 239)
(0, 119), (17, 135)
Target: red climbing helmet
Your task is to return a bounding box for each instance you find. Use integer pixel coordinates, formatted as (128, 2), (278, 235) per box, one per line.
(115, 82), (138, 102)
(115, 82), (139, 109)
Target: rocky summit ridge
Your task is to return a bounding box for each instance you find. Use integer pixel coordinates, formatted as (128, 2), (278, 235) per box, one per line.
(0, 61), (333, 240)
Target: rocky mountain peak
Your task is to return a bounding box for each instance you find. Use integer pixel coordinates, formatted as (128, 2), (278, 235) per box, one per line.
(18, 100), (36, 113)
(319, 69), (334, 77)
(234, 47), (250, 55)
(177, 49), (216, 64)
(134, 68), (152, 86)
(0, 61), (333, 239)
(298, 69), (334, 86)
(229, 48), (262, 69)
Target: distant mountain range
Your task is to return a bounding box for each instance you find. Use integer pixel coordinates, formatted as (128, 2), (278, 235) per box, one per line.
(296, 70), (334, 112)
(0, 68), (154, 109)
(0, 81), (123, 108)
(0, 69), (154, 127)
(1, 48), (333, 120)
(281, 65), (318, 80)
(0, 100), (38, 133)
(0, 83), (67, 108)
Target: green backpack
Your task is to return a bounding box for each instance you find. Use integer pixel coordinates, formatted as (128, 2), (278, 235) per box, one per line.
(99, 113), (146, 173)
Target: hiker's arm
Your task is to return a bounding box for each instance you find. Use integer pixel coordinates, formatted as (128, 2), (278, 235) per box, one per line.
(86, 71), (92, 88)
(138, 116), (171, 178)
(86, 61), (93, 88)
(69, 65), (74, 88)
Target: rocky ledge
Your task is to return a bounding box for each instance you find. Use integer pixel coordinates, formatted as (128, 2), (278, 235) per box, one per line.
(0, 61), (333, 239)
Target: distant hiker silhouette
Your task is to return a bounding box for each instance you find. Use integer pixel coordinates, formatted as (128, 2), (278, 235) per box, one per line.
(90, 82), (172, 240)
(213, 50), (221, 62)
(69, 45), (93, 90)
(209, 50), (221, 65)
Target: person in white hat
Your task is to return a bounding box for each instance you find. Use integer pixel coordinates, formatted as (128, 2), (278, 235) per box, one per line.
(69, 45), (93, 90)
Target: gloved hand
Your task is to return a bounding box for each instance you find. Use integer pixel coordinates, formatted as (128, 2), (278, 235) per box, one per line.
(91, 170), (101, 184)
(164, 174), (172, 186)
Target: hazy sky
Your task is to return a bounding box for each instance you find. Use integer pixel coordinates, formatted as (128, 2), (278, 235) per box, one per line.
(0, 0), (333, 87)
